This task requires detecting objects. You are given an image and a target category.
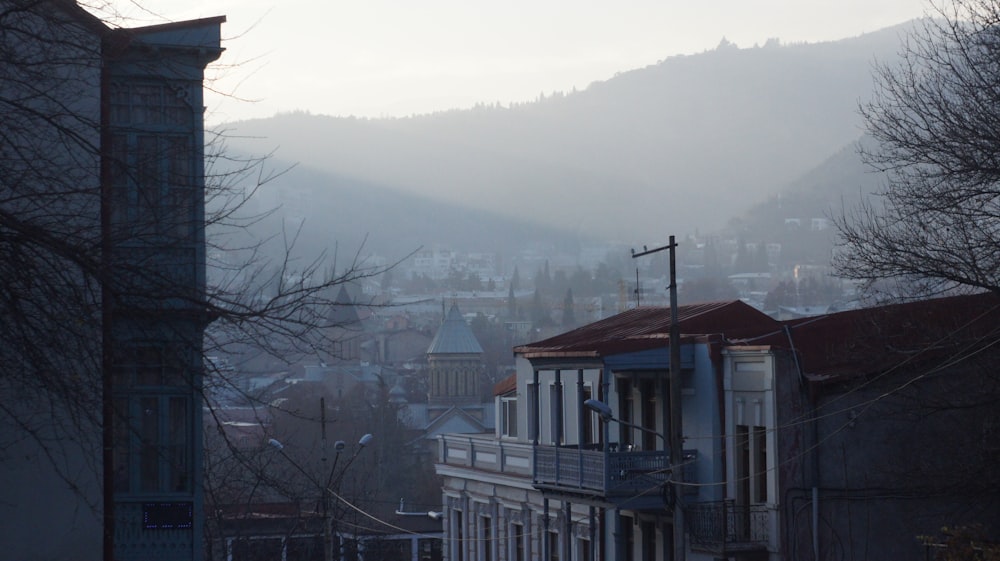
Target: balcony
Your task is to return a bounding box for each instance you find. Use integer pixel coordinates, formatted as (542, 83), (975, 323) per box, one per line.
(438, 434), (533, 479)
(687, 500), (769, 554)
(533, 445), (687, 510)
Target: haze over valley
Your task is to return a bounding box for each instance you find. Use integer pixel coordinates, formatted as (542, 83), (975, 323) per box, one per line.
(223, 25), (903, 266)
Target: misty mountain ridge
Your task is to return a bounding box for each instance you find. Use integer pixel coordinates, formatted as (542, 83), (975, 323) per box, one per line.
(223, 22), (912, 261)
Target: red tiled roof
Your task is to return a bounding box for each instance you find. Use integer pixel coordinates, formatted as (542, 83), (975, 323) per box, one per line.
(514, 300), (780, 359)
(493, 372), (516, 396)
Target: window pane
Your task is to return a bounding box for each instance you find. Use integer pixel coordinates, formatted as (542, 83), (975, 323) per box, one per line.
(165, 136), (193, 239)
(132, 85), (162, 125)
(419, 538), (441, 561)
(163, 85), (190, 126)
(168, 397), (190, 492)
(736, 425), (750, 506)
(754, 426), (767, 502)
(502, 399), (518, 438)
(578, 538), (590, 561)
(513, 525), (524, 561)
(139, 397), (160, 492)
(113, 397), (130, 493)
(110, 134), (130, 228)
(481, 517), (492, 561)
(136, 346), (162, 386)
(162, 344), (187, 387)
(287, 536), (323, 561)
(110, 83), (131, 125)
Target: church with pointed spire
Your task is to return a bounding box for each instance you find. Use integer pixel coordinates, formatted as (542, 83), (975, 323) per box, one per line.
(426, 302), (489, 422)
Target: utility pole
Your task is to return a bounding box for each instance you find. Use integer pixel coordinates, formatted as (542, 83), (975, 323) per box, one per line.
(632, 235), (684, 561)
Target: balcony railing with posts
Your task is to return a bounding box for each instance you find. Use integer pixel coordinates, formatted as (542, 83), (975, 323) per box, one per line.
(533, 445), (684, 509)
(687, 500), (769, 553)
(438, 434), (533, 478)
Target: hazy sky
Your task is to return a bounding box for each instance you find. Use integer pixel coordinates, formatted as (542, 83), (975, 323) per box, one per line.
(122, 0), (929, 123)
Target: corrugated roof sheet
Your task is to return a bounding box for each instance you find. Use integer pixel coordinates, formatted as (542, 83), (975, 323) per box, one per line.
(427, 303), (484, 355)
(772, 291), (1000, 382)
(511, 293), (1000, 387)
(515, 300), (780, 358)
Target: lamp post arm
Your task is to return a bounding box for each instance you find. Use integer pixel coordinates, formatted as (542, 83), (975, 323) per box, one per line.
(324, 450), (343, 492)
(585, 398), (667, 445)
(612, 418), (667, 444)
(272, 447), (324, 490)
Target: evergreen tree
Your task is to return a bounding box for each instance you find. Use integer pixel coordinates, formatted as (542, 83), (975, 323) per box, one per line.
(507, 282), (517, 319)
(562, 288), (576, 328)
(530, 289), (551, 327)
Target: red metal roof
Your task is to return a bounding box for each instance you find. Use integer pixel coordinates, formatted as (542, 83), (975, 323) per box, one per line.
(514, 293), (1000, 385)
(773, 292), (1000, 383)
(514, 300), (780, 359)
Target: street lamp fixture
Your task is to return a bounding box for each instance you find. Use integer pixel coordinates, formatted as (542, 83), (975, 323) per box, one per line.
(395, 498), (444, 521)
(269, 433), (375, 561)
(584, 399), (680, 509)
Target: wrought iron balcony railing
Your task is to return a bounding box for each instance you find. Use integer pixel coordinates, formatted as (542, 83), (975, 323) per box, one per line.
(686, 500), (769, 553)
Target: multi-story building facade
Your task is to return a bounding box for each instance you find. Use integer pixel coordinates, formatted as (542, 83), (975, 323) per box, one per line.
(437, 301), (782, 561)
(107, 16), (223, 561)
(0, 3), (222, 560)
(437, 293), (1000, 561)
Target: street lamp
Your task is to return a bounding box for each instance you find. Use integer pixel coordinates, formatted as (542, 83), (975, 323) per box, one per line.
(584, 398), (681, 560)
(395, 498), (444, 521)
(584, 398), (680, 502)
(269, 433), (374, 561)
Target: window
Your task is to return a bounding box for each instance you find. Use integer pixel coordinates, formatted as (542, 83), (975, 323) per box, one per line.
(550, 382), (563, 445)
(113, 343), (194, 494)
(548, 531), (560, 561)
(114, 345), (188, 388)
(642, 380), (657, 451)
(231, 538), (282, 561)
(110, 82), (192, 127)
(582, 386), (595, 446)
(527, 383), (538, 442)
(735, 424), (768, 505)
(641, 521), (655, 561)
(479, 516), (493, 561)
(452, 510), (464, 561)
(419, 539), (442, 561)
(110, 81), (196, 245)
(754, 426), (768, 502)
(368, 538), (408, 561)
(622, 520), (634, 561)
(511, 523), (525, 561)
(577, 538), (591, 561)
(501, 396), (518, 438)
(617, 378), (634, 446)
(133, 395), (190, 493)
(736, 424), (750, 506)
(110, 132), (195, 242)
(286, 536), (323, 561)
